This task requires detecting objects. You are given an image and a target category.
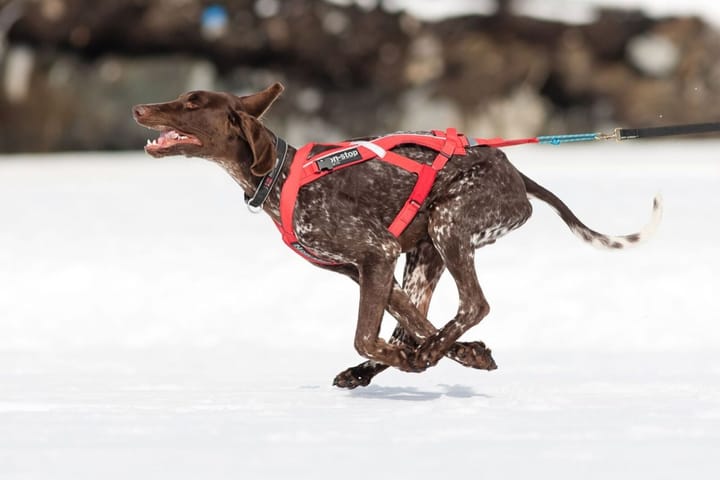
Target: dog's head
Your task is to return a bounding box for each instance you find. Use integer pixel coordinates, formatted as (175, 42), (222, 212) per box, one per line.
(132, 82), (284, 176)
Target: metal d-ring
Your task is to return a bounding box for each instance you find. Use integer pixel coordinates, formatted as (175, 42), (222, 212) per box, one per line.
(247, 202), (263, 214)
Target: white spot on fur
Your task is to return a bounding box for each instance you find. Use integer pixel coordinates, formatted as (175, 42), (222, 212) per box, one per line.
(405, 267), (428, 306)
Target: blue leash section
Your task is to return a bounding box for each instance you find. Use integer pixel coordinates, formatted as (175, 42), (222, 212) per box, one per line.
(537, 133), (599, 145)
(538, 122), (720, 146)
(475, 122), (720, 148)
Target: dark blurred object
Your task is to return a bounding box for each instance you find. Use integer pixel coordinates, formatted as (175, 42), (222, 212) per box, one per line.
(1, 0), (720, 152)
(5, 0), (409, 86)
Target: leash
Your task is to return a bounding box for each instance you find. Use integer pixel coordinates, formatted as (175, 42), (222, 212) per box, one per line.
(473, 121), (720, 148)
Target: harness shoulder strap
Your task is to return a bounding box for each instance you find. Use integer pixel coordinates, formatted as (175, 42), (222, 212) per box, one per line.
(386, 128), (462, 236)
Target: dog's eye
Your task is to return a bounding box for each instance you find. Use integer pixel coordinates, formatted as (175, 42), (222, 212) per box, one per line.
(185, 93), (200, 109)
(228, 109), (241, 127)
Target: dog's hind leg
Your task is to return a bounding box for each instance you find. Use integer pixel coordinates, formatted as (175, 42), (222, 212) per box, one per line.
(400, 154), (532, 370)
(399, 240), (446, 322)
(388, 241), (496, 371)
(406, 213), (492, 370)
(388, 239), (497, 370)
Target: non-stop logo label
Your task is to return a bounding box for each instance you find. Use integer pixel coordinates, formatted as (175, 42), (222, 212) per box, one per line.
(316, 148), (362, 171)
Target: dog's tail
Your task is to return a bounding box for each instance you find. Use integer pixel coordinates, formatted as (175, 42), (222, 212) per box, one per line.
(520, 172), (663, 249)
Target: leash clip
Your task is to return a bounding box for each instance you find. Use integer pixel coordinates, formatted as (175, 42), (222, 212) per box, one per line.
(596, 128), (622, 141)
(244, 192), (264, 214)
(247, 202), (263, 214)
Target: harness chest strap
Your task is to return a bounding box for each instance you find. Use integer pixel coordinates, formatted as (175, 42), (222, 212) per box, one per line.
(275, 142), (338, 265)
(276, 128), (467, 265)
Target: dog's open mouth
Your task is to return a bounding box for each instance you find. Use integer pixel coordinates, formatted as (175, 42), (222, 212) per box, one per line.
(145, 127), (202, 154)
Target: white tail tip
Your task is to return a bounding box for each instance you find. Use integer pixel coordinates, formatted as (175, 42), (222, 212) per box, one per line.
(572, 193), (663, 250)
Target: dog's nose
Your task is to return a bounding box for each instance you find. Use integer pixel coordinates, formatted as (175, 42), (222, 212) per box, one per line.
(133, 105), (148, 119)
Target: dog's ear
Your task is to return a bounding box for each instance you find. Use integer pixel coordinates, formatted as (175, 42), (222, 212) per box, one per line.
(238, 82), (284, 119)
(239, 114), (275, 177)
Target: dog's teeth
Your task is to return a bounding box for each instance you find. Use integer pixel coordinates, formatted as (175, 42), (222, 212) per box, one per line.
(146, 139), (151, 145)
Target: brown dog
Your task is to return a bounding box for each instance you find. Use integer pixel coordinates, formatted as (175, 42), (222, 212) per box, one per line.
(133, 83), (661, 388)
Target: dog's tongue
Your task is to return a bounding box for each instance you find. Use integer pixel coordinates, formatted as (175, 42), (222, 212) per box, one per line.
(146, 129), (201, 150)
(157, 130), (180, 146)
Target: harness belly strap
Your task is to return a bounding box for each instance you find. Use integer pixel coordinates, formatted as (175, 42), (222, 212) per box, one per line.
(277, 128), (468, 265)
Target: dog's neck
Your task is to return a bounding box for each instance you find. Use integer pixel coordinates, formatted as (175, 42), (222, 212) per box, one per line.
(214, 126), (294, 223)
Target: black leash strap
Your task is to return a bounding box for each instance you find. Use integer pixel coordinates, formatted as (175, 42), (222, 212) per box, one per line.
(246, 135), (288, 213)
(617, 122), (720, 140)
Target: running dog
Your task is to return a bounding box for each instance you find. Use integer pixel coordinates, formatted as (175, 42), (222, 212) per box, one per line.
(133, 83), (661, 388)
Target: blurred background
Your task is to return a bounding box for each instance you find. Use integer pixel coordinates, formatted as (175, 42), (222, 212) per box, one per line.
(2, 0), (720, 152)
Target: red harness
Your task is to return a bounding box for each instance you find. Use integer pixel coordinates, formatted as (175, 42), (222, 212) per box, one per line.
(274, 128), (502, 265)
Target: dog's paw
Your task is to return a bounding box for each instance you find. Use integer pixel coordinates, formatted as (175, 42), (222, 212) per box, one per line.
(405, 330), (459, 371)
(377, 345), (426, 374)
(333, 365), (376, 389)
(449, 341), (498, 370)
(405, 346), (441, 372)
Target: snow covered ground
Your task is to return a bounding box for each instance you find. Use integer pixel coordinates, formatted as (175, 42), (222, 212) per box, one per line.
(1, 141), (719, 479)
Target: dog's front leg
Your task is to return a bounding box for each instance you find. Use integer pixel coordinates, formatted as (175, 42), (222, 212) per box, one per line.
(352, 254), (424, 373)
(333, 325), (411, 389)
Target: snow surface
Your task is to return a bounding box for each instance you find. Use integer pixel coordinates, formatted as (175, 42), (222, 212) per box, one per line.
(1, 141), (719, 479)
